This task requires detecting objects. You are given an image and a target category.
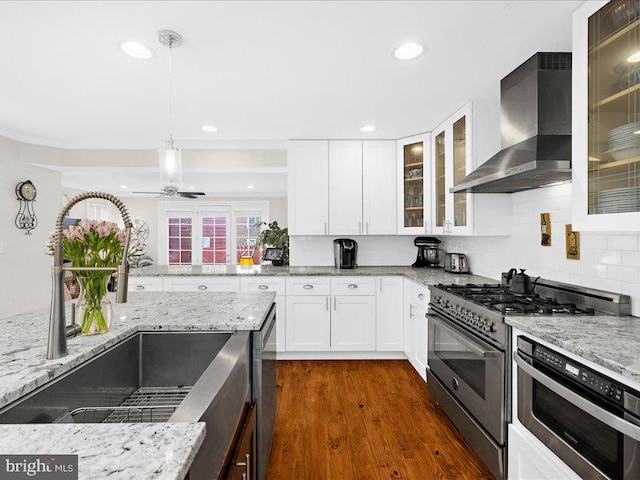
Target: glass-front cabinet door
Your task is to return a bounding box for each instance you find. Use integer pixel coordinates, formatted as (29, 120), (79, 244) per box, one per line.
(397, 133), (431, 234)
(432, 103), (474, 235)
(574, 0), (640, 230)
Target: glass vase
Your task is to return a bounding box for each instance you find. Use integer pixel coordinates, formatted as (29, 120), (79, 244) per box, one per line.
(75, 273), (112, 335)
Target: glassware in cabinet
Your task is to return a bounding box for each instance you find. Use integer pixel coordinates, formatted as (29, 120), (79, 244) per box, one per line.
(397, 133), (431, 233)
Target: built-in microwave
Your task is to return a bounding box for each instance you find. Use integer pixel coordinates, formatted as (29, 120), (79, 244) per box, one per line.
(515, 336), (640, 479)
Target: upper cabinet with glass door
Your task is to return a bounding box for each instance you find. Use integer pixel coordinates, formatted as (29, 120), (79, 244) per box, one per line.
(573, 0), (640, 230)
(431, 100), (510, 236)
(397, 133), (432, 234)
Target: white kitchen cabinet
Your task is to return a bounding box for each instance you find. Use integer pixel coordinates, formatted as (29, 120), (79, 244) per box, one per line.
(329, 140), (397, 235)
(376, 277), (403, 351)
(403, 279), (414, 359)
(240, 277), (286, 352)
(285, 276), (330, 351)
(431, 100), (510, 236)
(407, 282), (429, 381)
(508, 424), (580, 480)
(329, 277), (376, 351)
(329, 140), (363, 235)
(397, 133), (432, 234)
(330, 295), (376, 351)
(572, 0), (640, 231)
(362, 141), (397, 235)
(285, 295), (330, 351)
(128, 276), (163, 292)
(163, 276), (240, 292)
(287, 140), (329, 235)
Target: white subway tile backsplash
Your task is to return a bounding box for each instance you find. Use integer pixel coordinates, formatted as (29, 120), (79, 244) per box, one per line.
(622, 251), (640, 265)
(580, 233), (608, 250)
(607, 265), (639, 283)
(592, 250), (622, 265)
(581, 262), (607, 278)
(607, 235), (638, 251)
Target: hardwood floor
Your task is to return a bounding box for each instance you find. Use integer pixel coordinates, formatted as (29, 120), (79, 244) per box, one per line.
(266, 360), (495, 480)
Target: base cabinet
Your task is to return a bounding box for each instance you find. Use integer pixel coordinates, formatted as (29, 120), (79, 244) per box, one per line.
(330, 296), (376, 351)
(223, 403), (257, 480)
(285, 296), (331, 351)
(405, 282), (429, 381)
(376, 277), (403, 351)
(508, 424), (580, 480)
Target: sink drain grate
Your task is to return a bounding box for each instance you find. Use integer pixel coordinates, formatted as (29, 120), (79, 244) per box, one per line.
(63, 386), (192, 424)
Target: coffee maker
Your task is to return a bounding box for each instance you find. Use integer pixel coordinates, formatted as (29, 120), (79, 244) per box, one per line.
(334, 238), (358, 269)
(412, 236), (443, 268)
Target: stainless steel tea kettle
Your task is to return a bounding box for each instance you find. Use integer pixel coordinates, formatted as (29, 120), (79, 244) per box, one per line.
(506, 268), (539, 294)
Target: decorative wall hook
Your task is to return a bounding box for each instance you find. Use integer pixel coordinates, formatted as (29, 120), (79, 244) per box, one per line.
(15, 180), (38, 235)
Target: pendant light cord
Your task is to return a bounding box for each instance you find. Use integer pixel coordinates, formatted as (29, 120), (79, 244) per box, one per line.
(168, 39), (173, 143)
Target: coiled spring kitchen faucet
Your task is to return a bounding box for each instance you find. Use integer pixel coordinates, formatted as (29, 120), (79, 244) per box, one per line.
(47, 192), (133, 359)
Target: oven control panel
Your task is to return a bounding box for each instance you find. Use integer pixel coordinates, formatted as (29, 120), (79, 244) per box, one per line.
(532, 344), (624, 405)
(431, 293), (496, 333)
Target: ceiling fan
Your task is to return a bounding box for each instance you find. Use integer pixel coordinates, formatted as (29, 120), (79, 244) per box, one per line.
(133, 185), (206, 199)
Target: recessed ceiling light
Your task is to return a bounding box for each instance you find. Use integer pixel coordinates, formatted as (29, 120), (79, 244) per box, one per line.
(247, 185), (255, 189)
(119, 41), (153, 60)
(201, 125), (218, 132)
(187, 186), (196, 190)
(120, 185), (128, 189)
(628, 51), (640, 63)
(394, 42), (424, 60)
(360, 125), (376, 132)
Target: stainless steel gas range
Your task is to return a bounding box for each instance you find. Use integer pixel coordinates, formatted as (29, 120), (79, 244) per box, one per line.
(426, 279), (630, 480)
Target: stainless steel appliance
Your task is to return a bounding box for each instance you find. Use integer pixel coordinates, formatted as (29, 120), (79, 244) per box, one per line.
(516, 336), (640, 480)
(333, 238), (358, 269)
(444, 253), (469, 273)
(412, 236), (443, 268)
(252, 305), (277, 480)
(451, 52), (572, 194)
(426, 279), (630, 479)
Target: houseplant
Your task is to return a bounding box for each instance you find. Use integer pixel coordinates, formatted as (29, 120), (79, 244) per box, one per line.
(49, 219), (126, 335)
(256, 220), (289, 265)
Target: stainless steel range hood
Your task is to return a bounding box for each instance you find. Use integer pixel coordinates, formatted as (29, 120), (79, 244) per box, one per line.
(451, 52), (572, 194)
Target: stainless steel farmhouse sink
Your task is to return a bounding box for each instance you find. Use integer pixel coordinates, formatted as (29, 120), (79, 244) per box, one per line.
(0, 330), (252, 479)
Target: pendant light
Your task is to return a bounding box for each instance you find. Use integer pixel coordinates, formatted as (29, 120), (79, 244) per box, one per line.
(158, 29), (183, 188)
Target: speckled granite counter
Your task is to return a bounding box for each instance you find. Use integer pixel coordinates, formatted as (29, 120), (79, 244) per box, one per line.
(0, 291), (275, 480)
(130, 264), (495, 287)
(506, 314), (640, 387)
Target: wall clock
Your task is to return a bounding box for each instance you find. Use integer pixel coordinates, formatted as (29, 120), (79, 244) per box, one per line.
(15, 180), (38, 235)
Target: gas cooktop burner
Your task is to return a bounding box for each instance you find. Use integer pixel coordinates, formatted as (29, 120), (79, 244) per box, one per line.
(436, 283), (595, 316)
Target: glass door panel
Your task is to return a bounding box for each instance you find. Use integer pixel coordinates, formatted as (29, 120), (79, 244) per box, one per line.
(435, 131), (446, 228)
(201, 215), (229, 265)
(403, 142), (425, 228)
(588, 2), (640, 215)
(453, 116), (468, 227)
(167, 217), (192, 265)
(235, 212), (262, 264)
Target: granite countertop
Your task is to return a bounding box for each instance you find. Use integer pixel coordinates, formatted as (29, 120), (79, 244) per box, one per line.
(506, 314), (640, 388)
(130, 264), (496, 287)
(0, 291), (275, 480)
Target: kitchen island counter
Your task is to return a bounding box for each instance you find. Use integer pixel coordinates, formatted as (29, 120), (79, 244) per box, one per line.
(0, 291), (276, 480)
(506, 314), (640, 388)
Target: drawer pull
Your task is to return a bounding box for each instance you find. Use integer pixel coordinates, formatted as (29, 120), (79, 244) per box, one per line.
(418, 293), (425, 300)
(347, 284), (358, 289)
(198, 285), (208, 291)
(135, 285), (145, 291)
(303, 284), (314, 290)
(258, 285), (269, 290)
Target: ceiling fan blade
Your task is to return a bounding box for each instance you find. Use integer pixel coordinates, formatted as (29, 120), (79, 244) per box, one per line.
(132, 191), (165, 195)
(178, 191), (205, 196)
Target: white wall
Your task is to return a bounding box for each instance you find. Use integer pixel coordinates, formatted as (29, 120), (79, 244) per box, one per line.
(444, 183), (640, 317)
(0, 137), (63, 318)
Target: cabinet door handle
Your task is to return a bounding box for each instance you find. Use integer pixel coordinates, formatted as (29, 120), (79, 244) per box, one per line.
(418, 293), (425, 300)
(303, 284), (314, 290)
(198, 285), (208, 291)
(258, 284), (269, 290)
(236, 453), (250, 480)
(410, 304), (414, 318)
(347, 284), (358, 289)
(326, 297), (329, 311)
(135, 285), (145, 291)
(334, 297), (337, 310)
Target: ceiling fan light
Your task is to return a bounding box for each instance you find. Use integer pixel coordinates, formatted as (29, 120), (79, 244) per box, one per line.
(159, 139), (182, 187)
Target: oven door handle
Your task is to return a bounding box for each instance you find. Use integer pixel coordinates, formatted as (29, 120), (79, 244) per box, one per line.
(428, 314), (500, 358)
(515, 354), (640, 442)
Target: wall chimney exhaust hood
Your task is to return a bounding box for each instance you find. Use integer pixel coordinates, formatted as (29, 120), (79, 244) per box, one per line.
(451, 52), (572, 194)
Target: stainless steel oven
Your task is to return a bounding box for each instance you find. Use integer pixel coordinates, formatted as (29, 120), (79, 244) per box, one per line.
(516, 336), (640, 480)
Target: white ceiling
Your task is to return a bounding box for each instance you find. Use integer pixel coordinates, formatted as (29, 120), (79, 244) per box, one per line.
(0, 1), (579, 195)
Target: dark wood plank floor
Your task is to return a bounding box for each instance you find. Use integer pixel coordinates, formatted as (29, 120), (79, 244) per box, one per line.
(266, 360), (494, 480)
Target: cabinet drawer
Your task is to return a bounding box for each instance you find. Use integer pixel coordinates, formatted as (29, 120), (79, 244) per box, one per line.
(240, 277), (286, 294)
(163, 276), (240, 292)
(285, 277), (330, 296)
(128, 277), (163, 292)
(330, 277), (376, 296)
(412, 282), (430, 309)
